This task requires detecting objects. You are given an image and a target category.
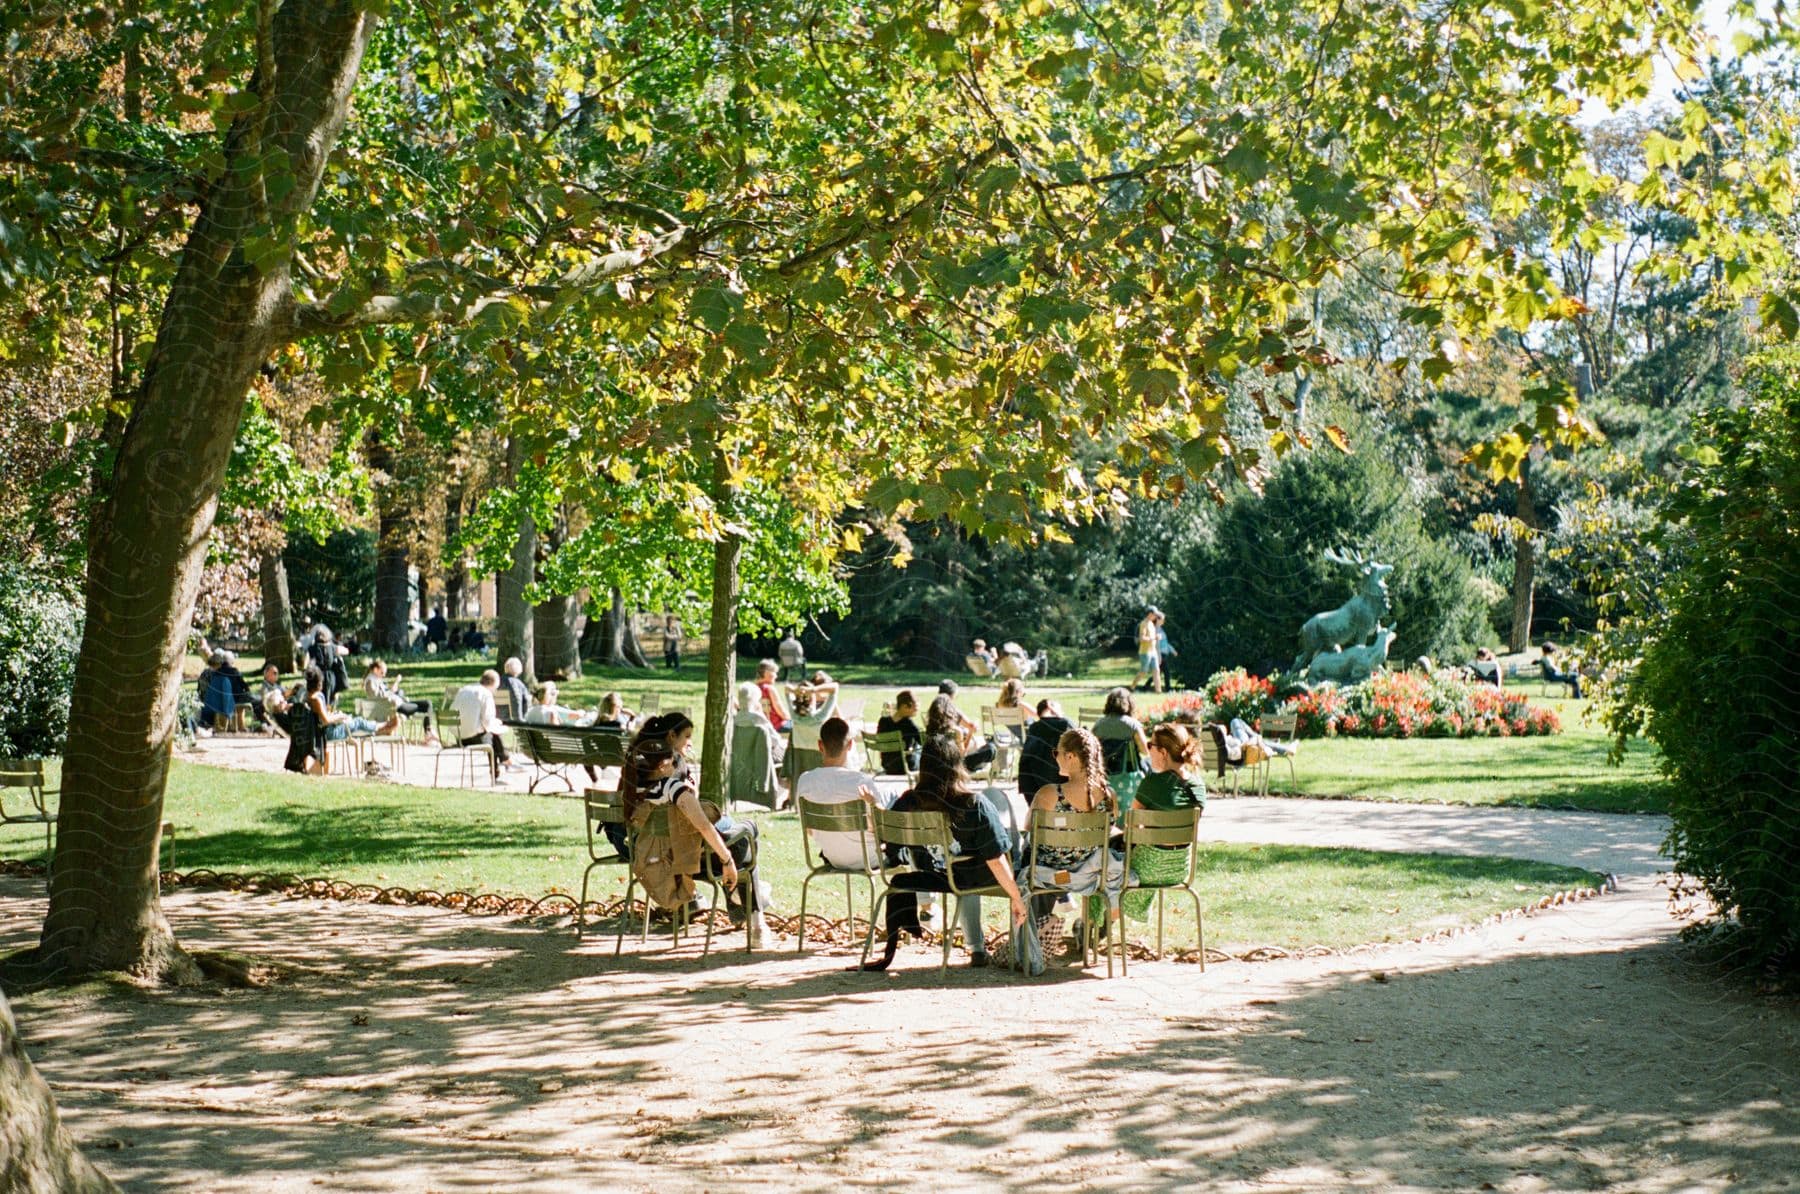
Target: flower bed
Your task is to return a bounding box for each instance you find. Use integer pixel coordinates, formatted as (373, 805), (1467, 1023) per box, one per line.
(1146, 667), (1560, 740)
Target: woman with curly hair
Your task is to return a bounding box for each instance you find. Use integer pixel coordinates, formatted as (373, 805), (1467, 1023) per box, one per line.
(1026, 726), (1126, 947)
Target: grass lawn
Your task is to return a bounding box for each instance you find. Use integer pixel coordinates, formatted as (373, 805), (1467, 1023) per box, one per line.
(203, 652), (1665, 813)
(0, 761), (1601, 956)
(1270, 699), (1670, 814)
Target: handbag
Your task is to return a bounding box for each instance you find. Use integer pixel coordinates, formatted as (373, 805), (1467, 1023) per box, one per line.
(1011, 913), (1046, 976)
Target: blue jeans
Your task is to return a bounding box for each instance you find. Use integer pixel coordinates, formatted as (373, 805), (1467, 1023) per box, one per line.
(324, 717), (380, 741)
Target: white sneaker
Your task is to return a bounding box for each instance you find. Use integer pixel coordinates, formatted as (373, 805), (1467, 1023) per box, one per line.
(748, 912), (769, 950)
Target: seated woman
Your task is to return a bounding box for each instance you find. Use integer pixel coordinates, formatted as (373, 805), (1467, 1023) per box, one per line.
(363, 659), (439, 744)
(526, 681), (596, 727)
(1090, 687), (1151, 776)
(995, 677), (1034, 723)
(1121, 723), (1205, 921)
(287, 666), (394, 773)
(1027, 726), (1126, 946)
(592, 691), (633, 730)
(789, 670), (840, 720)
(313, 665), (395, 743)
(622, 722), (772, 946)
(861, 733), (1029, 972)
(875, 690), (923, 775)
(1540, 641), (1584, 698)
(926, 692), (995, 774)
(1469, 647), (1503, 688)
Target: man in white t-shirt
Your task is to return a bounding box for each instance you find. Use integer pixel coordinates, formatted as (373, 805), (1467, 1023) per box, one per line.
(451, 670), (518, 778)
(794, 716), (890, 872)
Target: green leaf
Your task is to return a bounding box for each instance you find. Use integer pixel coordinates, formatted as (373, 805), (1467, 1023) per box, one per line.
(1758, 292), (1799, 341)
(691, 286), (740, 333)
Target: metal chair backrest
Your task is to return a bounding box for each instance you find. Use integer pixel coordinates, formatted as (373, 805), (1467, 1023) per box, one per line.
(638, 692), (661, 714)
(0, 758), (47, 791)
(494, 687), (514, 720)
(1261, 713), (1297, 741)
(1122, 805), (1201, 890)
(798, 796), (878, 872)
(870, 807), (950, 851)
(1027, 807), (1111, 869)
(991, 705), (1027, 732)
(1122, 804), (1201, 850)
(1076, 704), (1105, 728)
(584, 787), (624, 859)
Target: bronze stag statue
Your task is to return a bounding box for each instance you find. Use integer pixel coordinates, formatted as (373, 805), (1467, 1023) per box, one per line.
(1293, 547), (1395, 683)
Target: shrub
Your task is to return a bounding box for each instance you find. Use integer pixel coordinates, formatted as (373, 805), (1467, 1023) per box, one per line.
(1604, 349), (1800, 970)
(0, 562), (84, 758)
(1161, 430), (1491, 677)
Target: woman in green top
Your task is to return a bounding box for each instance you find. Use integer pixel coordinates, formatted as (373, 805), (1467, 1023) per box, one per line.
(1123, 722), (1205, 921)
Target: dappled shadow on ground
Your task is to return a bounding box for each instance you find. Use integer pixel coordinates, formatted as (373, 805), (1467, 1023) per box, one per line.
(3, 876), (1794, 1192)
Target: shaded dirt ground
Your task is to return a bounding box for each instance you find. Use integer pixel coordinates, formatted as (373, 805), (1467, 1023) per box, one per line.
(3, 868), (1796, 1193)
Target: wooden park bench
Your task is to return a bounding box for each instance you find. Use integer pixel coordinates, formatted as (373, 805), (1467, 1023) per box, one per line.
(510, 724), (630, 794)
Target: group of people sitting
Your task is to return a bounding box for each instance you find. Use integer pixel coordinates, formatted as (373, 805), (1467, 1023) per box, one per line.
(787, 708), (1206, 971)
(1462, 643), (1584, 698)
(965, 639), (1051, 680)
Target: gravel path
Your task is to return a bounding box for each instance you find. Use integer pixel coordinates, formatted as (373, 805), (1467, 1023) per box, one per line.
(8, 773), (1795, 1193)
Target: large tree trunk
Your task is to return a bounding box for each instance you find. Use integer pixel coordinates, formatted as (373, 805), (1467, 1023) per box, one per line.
(1509, 449), (1542, 654)
(494, 439), (536, 682)
(699, 500), (744, 808)
(443, 484), (465, 620)
(38, 3), (376, 981)
(534, 594), (582, 680)
(601, 586), (629, 666)
(620, 606), (651, 669)
(366, 430), (412, 654)
(258, 550), (297, 672)
(0, 990), (118, 1192)
(577, 604), (606, 661)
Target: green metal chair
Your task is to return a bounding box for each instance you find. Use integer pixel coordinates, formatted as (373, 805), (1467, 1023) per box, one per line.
(0, 758), (57, 855)
(1256, 713), (1299, 795)
(1023, 807), (1124, 977)
(860, 729), (916, 785)
(614, 803), (749, 957)
(576, 788), (628, 937)
(1120, 804), (1205, 973)
(1199, 736), (1245, 797)
(795, 797), (879, 952)
(861, 808), (1016, 978)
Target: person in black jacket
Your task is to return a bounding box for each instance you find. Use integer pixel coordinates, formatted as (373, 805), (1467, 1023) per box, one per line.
(303, 624), (352, 707)
(1017, 698), (1075, 798)
(875, 691), (923, 775)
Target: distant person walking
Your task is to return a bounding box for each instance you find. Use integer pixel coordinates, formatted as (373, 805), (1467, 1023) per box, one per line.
(1132, 607), (1165, 692)
(777, 631), (806, 682)
(663, 617), (681, 670)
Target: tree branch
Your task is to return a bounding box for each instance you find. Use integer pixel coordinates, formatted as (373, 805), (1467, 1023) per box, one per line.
(285, 225), (691, 340)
